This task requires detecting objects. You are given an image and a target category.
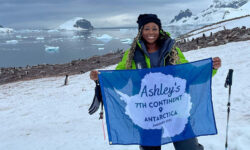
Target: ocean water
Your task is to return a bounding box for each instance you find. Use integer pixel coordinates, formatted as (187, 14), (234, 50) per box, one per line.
(0, 25), (203, 68)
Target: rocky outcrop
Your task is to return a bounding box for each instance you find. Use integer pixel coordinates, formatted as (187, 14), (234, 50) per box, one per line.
(58, 17), (94, 30)
(176, 26), (250, 51)
(170, 9), (192, 23)
(0, 25), (3, 28)
(74, 19), (93, 30)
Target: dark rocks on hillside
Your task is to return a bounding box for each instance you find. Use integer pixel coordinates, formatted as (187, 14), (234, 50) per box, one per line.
(170, 9), (192, 23)
(0, 25), (3, 28)
(176, 26), (250, 52)
(74, 19), (93, 30)
(0, 50), (123, 85)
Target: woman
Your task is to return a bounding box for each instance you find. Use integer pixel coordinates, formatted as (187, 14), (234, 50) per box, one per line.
(90, 14), (221, 150)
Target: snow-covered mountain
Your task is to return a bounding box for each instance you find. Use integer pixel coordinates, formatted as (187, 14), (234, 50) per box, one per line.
(0, 25), (14, 33)
(57, 17), (93, 31)
(170, 0), (250, 25)
(170, 9), (193, 23)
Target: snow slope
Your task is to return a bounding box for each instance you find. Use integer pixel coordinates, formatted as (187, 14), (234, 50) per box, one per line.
(170, 0), (250, 25)
(0, 40), (250, 150)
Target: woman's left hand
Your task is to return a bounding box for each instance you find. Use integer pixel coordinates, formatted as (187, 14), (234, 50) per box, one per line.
(212, 57), (221, 69)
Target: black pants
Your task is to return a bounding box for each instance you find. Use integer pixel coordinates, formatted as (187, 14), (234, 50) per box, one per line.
(139, 138), (204, 150)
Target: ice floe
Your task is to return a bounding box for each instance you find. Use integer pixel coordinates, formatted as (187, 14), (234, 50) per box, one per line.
(92, 43), (105, 46)
(98, 47), (104, 51)
(120, 38), (132, 44)
(45, 45), (60, 53)
(96, 34), (112, 43)
(0, 27), (14, 33)
(6, 40), (18, 44)
(36, 37), (45, 40)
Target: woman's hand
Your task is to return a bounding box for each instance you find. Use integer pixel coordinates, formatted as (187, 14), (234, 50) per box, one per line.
(90, 70), (99, 81)
(212, 57), (221, 69)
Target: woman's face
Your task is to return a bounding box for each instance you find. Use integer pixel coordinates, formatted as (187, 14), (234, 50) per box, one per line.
(142, 22), (160, 44)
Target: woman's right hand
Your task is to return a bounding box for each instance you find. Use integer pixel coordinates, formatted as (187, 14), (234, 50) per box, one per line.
(90, 70), (99, 81)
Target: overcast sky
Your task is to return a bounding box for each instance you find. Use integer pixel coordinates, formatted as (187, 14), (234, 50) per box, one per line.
(0, 0), (212, 29)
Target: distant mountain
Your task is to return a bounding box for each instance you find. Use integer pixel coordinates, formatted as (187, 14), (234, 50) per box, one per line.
(213, 0), (248, 8)
(170, 9), (193, 23)
(58, 17), (93, 30)
(0, 25), (14, 33)
(169, 0), (250, 25)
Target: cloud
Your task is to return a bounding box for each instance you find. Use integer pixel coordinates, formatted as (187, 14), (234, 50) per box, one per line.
(0, 0), (211, 29)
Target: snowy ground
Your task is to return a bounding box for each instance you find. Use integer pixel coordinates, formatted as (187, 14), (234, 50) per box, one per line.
(0, 40), (250, 150)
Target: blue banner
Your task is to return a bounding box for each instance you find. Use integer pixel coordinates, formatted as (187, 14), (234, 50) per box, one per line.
(98, 58), (217, 146)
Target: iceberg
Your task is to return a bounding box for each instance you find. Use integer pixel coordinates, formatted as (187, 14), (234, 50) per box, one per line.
(16, 35), (22, 38)
(120, 38), (133, 44)
(98, 47), (104, 51)
(45, 45), (60, 53)
(0, 27), (14, 33)
(6, 40), (18, 44)
(47, 29), (59, 33)
(96, 34), (112, 43)
(92, 43), (105, 46)
(36, 37), (45, 40)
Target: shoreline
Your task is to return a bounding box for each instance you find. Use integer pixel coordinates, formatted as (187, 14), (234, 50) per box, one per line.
(0, 26), (249, 85)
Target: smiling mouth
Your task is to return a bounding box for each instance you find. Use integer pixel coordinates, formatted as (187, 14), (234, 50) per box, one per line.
(148, 37), (155, 39)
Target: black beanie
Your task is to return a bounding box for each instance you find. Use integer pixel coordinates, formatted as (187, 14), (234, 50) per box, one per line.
(137, 14), (162, 30)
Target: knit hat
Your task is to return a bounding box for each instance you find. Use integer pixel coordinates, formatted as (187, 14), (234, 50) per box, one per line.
(137, 14), (162, 29)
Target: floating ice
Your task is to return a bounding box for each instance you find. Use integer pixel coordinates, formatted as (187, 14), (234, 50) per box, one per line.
(48, 29), (59, 33)
(36, 37), (45, 40)
(92, 43), (105, 46)
(0, 27), (14, 33)
(16, 35), (22, 38)
(16, 36), (28, 39)
(98, 47), (104, 51)
(120, 38), (133, 44)
(45, 45), (60, 53)
(6, 40), (18, 44)
(18, 29), (41, 33)
(119, 29), (129, 33)
(96, 34), (112, 43)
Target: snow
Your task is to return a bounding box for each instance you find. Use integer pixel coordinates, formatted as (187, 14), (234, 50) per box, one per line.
(58, 17), (88, 31)
(96, 34), (113, 43)
(45, 45), (60, 53)
(0, 39), (250, 150)
(170, 0), (250, 25)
